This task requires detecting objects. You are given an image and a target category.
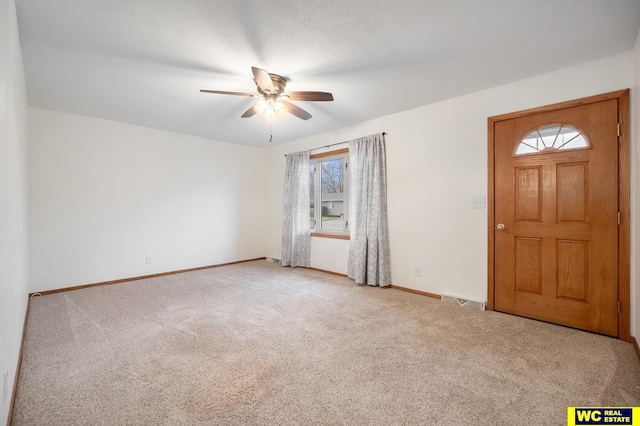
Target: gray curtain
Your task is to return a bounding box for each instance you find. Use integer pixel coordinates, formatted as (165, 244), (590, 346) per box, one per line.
(348, 133), (391, 286)
(281, 151), (311, 268)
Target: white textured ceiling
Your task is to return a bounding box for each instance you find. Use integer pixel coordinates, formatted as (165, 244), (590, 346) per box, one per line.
(15, 0), (640, 146)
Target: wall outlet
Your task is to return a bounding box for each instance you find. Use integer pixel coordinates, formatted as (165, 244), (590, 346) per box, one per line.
(413, 266), (422, 277)
(145, 255), (152, 265)
(3, 367), (8, 403)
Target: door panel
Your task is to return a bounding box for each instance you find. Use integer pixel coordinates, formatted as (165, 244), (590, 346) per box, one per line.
(557, 162), (588, 222)
(557, 240), (588, 301)
(514, 237), (542, 294)
(515, 167), (542, 221)
(494, 99), (618, 336)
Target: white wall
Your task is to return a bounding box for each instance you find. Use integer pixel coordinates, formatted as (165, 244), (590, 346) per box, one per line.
(0, 0), (29, 422)
(265, 52), (633, 305)
(29, 108), (265, 292)
(632, 30), (640, 339)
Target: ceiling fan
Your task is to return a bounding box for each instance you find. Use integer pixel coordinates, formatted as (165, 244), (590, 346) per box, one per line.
(200, 67), (333, 120)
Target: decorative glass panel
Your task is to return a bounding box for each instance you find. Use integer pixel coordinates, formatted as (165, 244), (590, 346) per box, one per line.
(515, 124), (589, 155)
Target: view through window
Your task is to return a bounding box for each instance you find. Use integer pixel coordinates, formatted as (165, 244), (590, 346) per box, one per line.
(310, 151), (348, 233)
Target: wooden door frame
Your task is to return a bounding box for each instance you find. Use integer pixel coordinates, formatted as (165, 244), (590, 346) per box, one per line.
(486, 89), (630, 342)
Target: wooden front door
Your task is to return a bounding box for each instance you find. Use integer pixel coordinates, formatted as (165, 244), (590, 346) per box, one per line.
(490, 93), (628, 337)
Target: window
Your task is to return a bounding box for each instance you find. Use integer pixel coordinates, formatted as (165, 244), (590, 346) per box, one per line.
(515, 124), (589, 155)
(309, 149), (349, 235)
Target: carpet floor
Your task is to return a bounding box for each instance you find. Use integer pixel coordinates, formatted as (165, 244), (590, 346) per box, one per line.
(11, 260), (640, 425)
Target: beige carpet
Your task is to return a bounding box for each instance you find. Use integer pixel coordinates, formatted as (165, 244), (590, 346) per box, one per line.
(11, 260), (640, 425)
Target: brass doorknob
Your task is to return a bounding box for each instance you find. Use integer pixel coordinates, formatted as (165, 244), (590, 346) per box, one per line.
(496, 224), (505, 231)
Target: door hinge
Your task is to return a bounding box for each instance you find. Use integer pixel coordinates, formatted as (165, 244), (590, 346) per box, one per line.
(617, 300), (621, 314)
(617, 212), (621, 226)
(617, 123), (620, 137)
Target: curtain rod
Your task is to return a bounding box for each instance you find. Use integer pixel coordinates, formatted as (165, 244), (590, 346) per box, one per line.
(285, 132), (386, 157)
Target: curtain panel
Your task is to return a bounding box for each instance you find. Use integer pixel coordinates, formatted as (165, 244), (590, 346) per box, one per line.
(281, 151), (311, 268)
(348, 133), (391, 286)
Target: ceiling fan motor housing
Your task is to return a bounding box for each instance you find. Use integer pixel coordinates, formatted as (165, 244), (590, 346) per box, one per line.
(256, 74), (287, 96)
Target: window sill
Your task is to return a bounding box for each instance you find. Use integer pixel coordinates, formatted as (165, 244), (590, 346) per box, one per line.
(311, 232), (350, 240)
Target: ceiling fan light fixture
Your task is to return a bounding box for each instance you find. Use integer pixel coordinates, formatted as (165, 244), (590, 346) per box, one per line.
(273, 101), (286, 116)
(201, 66), (332, 121)
(255, 98), (286, 118)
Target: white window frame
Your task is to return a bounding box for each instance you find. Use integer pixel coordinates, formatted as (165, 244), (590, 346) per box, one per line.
(310, 150), (349, 237)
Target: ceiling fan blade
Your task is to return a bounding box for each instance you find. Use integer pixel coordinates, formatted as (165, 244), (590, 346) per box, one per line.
(251, 66), (274, 93)
(200, 90), (255, 97)
(286, 91), (334, 102)
(241, 105), (258, 118)
(282, 101), (312, 120)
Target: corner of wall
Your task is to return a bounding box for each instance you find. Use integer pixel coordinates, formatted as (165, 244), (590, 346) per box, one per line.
(0, 0), (31, 423)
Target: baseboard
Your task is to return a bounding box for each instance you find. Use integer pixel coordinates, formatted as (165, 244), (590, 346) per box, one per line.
(631, 337), (640, 363)
(7, 294), (31, 426)
(305, 269), (442, 300)
(307, 267), (348, 278)
(388, 284), (441, 300)
(30, 257), (267, 297)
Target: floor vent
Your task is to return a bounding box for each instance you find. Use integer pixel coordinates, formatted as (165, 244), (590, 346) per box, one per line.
(266, 256), (281, 264)
(441, 293), (485, 311)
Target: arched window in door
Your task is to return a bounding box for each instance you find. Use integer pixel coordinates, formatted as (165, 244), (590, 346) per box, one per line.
(515, 124), (589, 155)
